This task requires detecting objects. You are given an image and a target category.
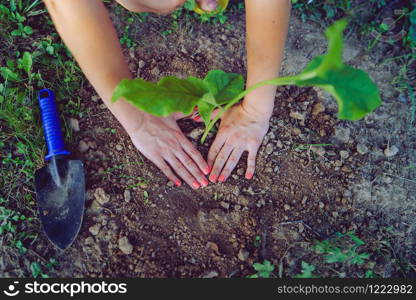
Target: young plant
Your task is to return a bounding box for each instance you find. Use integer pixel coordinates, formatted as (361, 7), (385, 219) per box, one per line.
(112, 19), (381, 143)
(248, 260), (275, 278)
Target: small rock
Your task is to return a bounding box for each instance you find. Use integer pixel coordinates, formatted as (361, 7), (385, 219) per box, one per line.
(384, 145), (399, 157)
(124, 190), (131, 203)
(289, 111), (306, 121)
(138, 60), (145, 68)
(332, 211), (339, 218)
(265, 143), (274, 155)
(187, 127), (205, 140)
(89, 224), (101, 236)
(202, 271), (219, 278)
(232, 186), (240, 197)
(311, 146), (326, 156)
(356, 143), (369, 155)
(151, 66), (160, 77)
(118, 236), (133, 255)
(237, 195), (249, 207)
(340, 150), (349, 160)
(312, 102), (325, 116)
(115, 144), (123, 151)
(334, 127), (350, 143)
(220, 202), (230, 210)
(237, 248), (249, 261)
(236, 168), (244, 176)
(91, 95), (100, 102)
(319, 202), (325, 209)
(283, 204), (290, 211)
(167, 181), (175, 187)
(68, 118), (80, 132)
(276, 140), (283, 149)
(205, 241), (220, 256)
(78, 140), (89, 153)
(94, 188), (110, 205)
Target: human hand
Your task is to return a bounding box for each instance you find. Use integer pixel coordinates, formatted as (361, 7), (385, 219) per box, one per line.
(127, 110), (210, 189)
(207, 102), (270, 183)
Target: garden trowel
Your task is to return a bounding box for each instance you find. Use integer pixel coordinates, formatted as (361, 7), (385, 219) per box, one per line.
(35, 89), (85, 250)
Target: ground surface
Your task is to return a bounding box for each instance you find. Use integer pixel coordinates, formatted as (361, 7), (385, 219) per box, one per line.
(1, 3), (415, 278)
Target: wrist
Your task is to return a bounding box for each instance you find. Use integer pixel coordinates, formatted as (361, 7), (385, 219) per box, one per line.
(241, 87), (276, 119)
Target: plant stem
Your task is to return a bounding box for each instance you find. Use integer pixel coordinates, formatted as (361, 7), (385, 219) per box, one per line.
(201, 75), (297, 143)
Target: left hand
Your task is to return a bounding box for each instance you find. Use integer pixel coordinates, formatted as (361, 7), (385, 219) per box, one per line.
(207, 102), (270, 183)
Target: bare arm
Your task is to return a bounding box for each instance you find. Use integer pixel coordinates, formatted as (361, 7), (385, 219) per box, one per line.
(243, 0), (291, 118)
(43, 0), (139, 133)
(43, 0), (210, 189)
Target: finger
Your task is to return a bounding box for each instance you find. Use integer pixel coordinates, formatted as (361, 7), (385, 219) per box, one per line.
(180, 137), (210, 176)
(164, 153), (201, 189)
(175, 146), (209, 187)
(152, 156), (182, 187)
(209, 143), (233, 183)
(246, 145), (260, 180)
(218, 147), (244, 182)
(207, 133), (227, 169)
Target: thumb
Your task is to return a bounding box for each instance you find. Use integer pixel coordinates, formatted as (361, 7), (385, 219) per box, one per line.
(196, 0), (218, 12)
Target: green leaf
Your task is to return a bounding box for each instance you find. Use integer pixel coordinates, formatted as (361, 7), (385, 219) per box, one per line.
(204, 70), (244, 105)
(295, 261), (317, 278)
(30, 262), (42, 278)
(197, 99), (216, 127)
(112, 76), (209, 117)
(287, 19), (381, 120)
(183, 0), (196, 11)
(18, 52), (32, 75)
(0, 67), (20, 82)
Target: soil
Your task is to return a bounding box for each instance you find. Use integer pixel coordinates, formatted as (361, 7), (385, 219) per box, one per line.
(1, 4), (415, 278)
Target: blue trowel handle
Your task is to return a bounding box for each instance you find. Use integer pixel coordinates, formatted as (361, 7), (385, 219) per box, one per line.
(38, 89), (70, 160)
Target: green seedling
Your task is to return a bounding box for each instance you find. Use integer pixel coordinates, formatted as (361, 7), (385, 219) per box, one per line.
(294, 261), (318, 278)
(112, 19), (381, 143)
(248, 260), (275, 278)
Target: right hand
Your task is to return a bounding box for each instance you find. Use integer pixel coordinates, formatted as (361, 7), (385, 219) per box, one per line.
(127, 111), (210, 189)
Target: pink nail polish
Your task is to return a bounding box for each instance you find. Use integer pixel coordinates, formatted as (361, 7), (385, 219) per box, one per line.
(175, 180), (181, 187)
(193, 115), (201, 121)
(209, 174), (217, 183)
(203, 167), (210, 175)
(192, 181), (200, 189)
(245, 172), (253, 179)
(218, 174), (225, 182)
(201, 178), (209, 187)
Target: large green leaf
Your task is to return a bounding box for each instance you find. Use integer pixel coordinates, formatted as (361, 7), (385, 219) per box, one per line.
(111, 76), (209, 117)
(278, 19), (381, 120)
(204, 70), (244, 105)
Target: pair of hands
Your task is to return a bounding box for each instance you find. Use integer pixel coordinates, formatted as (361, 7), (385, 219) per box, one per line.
(127, 102), (270, 189)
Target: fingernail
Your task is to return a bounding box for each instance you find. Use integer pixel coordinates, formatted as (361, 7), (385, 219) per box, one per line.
(175, 180), (181, 187)
(218, 174), (225, 182)
(192, 181), (200, 189)
(209, 173), (217, 183)
(201, 178), (209, 187)
(245, 172), (253, 179)
(203, 167), (210, 175)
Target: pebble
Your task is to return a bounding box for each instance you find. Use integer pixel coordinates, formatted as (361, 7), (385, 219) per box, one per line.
(202, 271), (219, 278)
(138, 60), (145, 68)
(334, 127), (351, 143)
(89, 224), (101, 236)
(124, 190), (131, 203)
(220, 202), (230, 210)
(283, 204), (291, 211)
(237, 248), (249, 261)
(236, 168), (244, 176)
(312, 102), (325, 116)
(118, 236), (133, 255)
(340, 150), (349, 160)
(276, 140), (283, 149)
(115, 144), (123, 151)
(237, 195), (249, 207)
(319, 202), (325, 209)
(265, 143), (274, 155)
(232, 186), (240, 197)
(289, 111), (306, 121)
(356, 143), (369, 155)
(384, 145), (399, 157)
(68, 118), (80, 132)
(94, 188), (110, 205)
(187, 127), (205, 140)
(332, 211), (339, 218)
(91, 95), (100, 102)
(78, 140), (89, 153)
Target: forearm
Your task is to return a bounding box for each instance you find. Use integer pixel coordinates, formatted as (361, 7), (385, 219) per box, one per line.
(243, 0), (291, 117)
(43, 0), (140, 132)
